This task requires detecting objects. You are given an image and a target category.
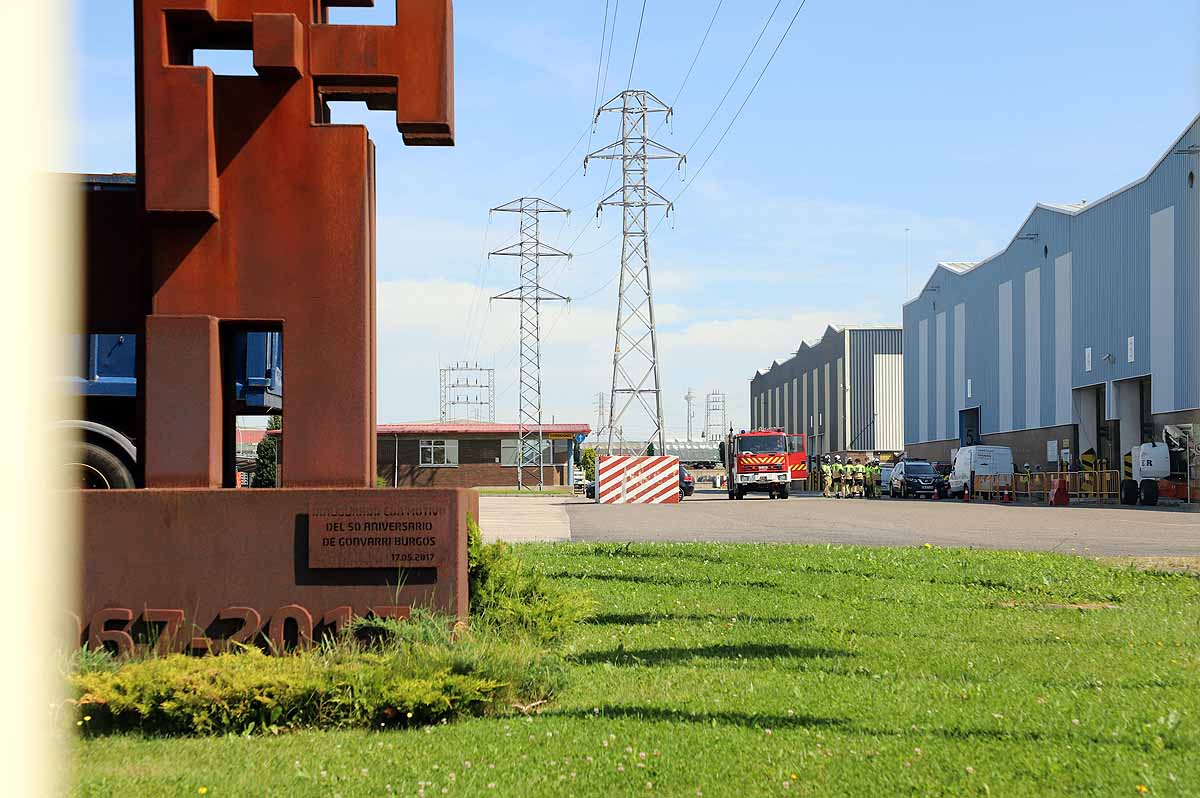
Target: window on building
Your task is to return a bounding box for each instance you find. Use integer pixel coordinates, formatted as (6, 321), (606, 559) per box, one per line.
(1127, 336), (1135, 363)
(419, 439), (458, 467)
(1085, 347), (1093, 373)
(501, 439), (553, 466)
(967, 378), (972, 399)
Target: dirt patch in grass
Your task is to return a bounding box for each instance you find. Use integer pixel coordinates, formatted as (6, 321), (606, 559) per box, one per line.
(1098, 556), (1200, 577)
(999, 600), (1120, 610)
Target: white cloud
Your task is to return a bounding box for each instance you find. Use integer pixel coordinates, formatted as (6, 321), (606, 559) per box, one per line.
(376, 277), (887, 440)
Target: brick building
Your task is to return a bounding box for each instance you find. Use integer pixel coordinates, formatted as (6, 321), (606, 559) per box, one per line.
(376, 422), (590, 488)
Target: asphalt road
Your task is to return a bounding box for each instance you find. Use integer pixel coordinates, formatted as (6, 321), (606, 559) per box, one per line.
(565, 489), (1200, 557)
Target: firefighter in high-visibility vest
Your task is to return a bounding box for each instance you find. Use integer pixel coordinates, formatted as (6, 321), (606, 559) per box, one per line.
(821, 455), (833, 498)
(832, 455), (843, 498)
(854, 459), (866, 498)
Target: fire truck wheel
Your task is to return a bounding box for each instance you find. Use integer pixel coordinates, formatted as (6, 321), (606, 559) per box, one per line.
(779, 485), (790, 500)
(735, 488), (745, 500)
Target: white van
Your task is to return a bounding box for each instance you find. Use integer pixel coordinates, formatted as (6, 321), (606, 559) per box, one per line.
(949, 446), (1014, 498)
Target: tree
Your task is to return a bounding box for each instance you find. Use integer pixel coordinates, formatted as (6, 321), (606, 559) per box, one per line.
(646, 442), (655, 456)
(580, 447), (597, 482)
(251, 415), (282, 488)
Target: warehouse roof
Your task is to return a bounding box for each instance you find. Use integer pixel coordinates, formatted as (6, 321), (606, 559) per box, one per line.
(907, 111), (1200, 306)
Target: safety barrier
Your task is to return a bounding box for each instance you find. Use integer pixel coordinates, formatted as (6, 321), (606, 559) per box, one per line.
(1013, 471), (1120, 503)
(596, 455), (681, 504)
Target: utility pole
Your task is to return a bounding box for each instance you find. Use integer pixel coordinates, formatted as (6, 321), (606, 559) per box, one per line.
(585, 90), (684, 457)
(704, 390), (727, 442)
(439, 362), (495, 422)
(593, 392), (607, 451)
(684, 388), (696, 442)
(489, 198), (571, 490)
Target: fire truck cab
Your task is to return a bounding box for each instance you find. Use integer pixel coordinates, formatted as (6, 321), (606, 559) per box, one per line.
(724, 428), (807, 500)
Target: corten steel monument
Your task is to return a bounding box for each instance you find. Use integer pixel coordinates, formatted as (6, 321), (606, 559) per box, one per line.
(79, 0), (467, 652)
(137, 0), (452, 487)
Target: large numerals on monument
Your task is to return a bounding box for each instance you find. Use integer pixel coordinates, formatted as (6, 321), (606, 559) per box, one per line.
(79, 603), (410, 655)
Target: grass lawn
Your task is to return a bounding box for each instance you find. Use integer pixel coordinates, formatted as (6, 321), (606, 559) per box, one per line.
(476, 487), (578, 496)
(74, 543), (1199, 797)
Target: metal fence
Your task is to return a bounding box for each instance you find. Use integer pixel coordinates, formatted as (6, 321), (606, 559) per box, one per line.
(1013, 471), (1120, 503)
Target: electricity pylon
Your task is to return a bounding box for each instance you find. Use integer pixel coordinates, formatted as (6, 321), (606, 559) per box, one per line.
(489, 198), (570, 490)
(704, 390), (727, 442)
(585, 90), (684, 457)
(439, 362), (495, 422)
(684, 387), (696, 442)
(593, 392), (607, 449)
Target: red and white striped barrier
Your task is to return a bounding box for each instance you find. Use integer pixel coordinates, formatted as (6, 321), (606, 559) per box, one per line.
(596, 455), (681, 504)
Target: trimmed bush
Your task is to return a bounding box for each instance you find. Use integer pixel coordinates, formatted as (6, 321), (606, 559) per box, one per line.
(467, 516), (595, 643)
(70, 611), (567, 736)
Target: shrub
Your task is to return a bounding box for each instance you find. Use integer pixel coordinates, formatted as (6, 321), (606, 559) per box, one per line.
(467, 516), (594, 644)
(70, 611), (568, 736)
(580, 447), (597, 481)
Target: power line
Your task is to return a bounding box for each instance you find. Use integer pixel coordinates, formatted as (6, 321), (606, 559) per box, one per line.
(670, 0), (724, 108)
(530, 125), (590, 197)
(685, 0), (783, 155)
(625, 0), (648, 89)
(666, 0), (810, 214)
(598, 0), (622, 114)
(585, 0), (615, 165)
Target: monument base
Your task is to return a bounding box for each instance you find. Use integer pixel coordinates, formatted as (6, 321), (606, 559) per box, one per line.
(78, 488), (475, 654)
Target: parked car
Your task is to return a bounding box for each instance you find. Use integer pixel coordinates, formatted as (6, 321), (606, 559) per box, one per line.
(679, 465), (695, 498)
(880, 463), (896, 496)
(890, 459), (947, 499)
(948, 446), (1014, 499)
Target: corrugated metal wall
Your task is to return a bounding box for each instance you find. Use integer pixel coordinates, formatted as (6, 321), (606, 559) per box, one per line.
(751, 326), (903, 452)
(848, 328), (903, 450)
(903, 114), (1200, 446)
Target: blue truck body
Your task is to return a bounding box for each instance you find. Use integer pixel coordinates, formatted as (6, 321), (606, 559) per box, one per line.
(65, 331), (283, 410)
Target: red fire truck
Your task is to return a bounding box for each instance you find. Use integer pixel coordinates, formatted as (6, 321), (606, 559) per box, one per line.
(724, 428), (807, 500)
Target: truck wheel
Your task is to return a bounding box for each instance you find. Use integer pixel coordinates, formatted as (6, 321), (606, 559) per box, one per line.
(1120, 479), (1138, 506)
(1138, 480), (1159, 507)
(779, 485), (790, 500)
(65, 441), (135, 489)
(736, 488), (745, 500)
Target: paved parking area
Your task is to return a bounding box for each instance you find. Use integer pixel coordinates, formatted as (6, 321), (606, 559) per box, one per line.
(478, 496), (581, 543)
(564, 489), (1200, 557)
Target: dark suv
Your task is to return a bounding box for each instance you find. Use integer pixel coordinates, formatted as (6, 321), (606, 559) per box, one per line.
(889, 459), (947, 499)
(679, 465), (695, 498)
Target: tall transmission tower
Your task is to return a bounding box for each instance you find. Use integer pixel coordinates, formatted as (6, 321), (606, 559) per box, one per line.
(585, 90), (684, 457)
(593, 392), (607, 447)
(439, 362), (495, 422)
(704, 390), (727, 442)
(684, 387), (697, 442)
(489, 198), (571, 490)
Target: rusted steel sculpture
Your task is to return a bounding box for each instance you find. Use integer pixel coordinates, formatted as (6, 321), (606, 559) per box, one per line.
(135, 0), (452, 487)
(80, 1), (467, 649)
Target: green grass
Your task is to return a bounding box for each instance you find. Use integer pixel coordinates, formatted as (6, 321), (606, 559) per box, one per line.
(73, 543), (1200, 797)
(476, 487), (577, 496)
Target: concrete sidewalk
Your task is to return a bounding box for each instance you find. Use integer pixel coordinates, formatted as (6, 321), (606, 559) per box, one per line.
(478, 496), (584, 543)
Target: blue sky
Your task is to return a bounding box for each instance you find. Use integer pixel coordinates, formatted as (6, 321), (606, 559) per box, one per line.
(68, 1), (1198, 436)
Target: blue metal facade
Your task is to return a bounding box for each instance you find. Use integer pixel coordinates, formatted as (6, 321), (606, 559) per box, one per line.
(904, 114), (1200, 446)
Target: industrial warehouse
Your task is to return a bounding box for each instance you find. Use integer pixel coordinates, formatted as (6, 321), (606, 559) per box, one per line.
(750, 325), (904, 459)
(902, 114), (1199, 472)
